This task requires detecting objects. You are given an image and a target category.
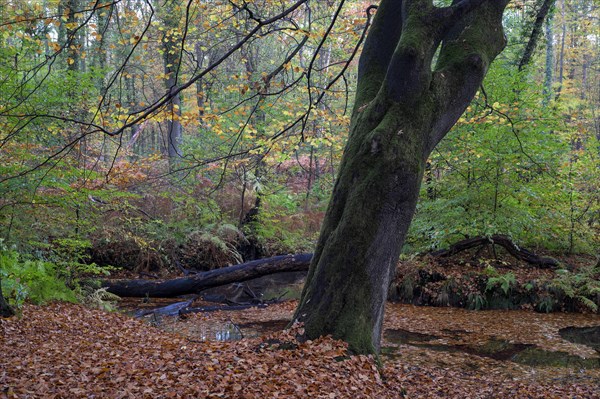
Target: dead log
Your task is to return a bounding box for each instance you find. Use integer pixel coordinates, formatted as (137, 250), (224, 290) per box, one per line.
(430, 235), (559, 268)
(102, 253), (312, 298)
(134, 299), (195, 317)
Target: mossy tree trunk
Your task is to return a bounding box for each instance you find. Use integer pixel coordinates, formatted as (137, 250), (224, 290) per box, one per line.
(293, 0), (509, 355)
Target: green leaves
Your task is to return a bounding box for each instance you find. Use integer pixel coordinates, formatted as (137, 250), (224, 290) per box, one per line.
(408, 58), (598, 254)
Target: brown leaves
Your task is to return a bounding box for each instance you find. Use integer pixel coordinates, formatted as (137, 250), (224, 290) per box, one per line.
(1, 300), (599, 398)
(1, 303), (389, 398)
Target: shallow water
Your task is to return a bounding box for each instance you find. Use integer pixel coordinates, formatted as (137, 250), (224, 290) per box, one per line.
(120, 291), (600, 371)
(383, 328), (600, 369)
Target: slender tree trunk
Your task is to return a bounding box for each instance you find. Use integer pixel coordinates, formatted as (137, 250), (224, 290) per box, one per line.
(556, 0), (566, 99)
(160, 0), (184, 168)
(543, 13), (554, 105)
(293, 0), (509, 355)
(518, 0), (556, 71)
(64, 0), (81, 72)
(194, 42), (207, 124)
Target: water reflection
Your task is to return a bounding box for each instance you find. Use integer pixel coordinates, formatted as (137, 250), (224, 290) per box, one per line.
(206, 323), (243, 341)
(383, 328), (600, 369)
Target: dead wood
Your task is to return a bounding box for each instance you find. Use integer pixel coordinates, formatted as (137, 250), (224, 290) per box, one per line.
(430, 235), (559, 268)
(102, 253), (312, 298)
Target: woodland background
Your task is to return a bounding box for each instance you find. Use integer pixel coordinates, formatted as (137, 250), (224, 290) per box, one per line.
(0, 0), (598, 309)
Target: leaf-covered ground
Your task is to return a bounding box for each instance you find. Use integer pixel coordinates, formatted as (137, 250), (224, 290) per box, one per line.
(2, 299), (599, 398)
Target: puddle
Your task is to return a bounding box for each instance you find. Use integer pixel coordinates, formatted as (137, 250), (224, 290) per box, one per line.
(560, 326), (600, 353)
(200, 271), (306, 303)
(383, 329), (440, 344)
(173, 319), (290, 342)
(196, 322), (244, 341)
(136, 313), (290, 342)
(118, 297), (192, 315)
(383, 328), (600, 369)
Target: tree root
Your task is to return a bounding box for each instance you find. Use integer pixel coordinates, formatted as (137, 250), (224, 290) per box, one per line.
(430, 235), (559, 268)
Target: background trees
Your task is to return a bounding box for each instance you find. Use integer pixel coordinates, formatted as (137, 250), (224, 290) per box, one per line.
(0, 0), (598, 348)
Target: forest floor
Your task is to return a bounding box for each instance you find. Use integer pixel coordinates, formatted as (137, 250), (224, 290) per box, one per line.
(2, 295), (600, 398)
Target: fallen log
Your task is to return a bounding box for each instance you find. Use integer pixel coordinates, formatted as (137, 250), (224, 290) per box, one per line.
(102, 253), (312, 298)
(430, 235), (559, 268)
(134, 299), (195, 318)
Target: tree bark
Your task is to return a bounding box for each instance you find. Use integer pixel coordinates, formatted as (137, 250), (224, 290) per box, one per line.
(102, 253), (311, 297)
(543, 11), (554, 106)
(293, 0), (509, 355)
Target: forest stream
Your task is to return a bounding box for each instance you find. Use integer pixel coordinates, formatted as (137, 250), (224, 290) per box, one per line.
(121, 289), (600, 384)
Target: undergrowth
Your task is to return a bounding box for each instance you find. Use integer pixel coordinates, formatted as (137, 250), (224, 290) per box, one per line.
(391, 256), (600, 314)
(0, 240), (117, 313)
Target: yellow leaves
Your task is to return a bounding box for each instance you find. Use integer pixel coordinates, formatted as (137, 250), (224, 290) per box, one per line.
(67, 58), (75, 65)
(49, 42), (61, 52)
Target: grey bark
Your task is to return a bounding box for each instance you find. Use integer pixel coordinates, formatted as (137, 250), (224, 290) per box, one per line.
(64, 0), (81, 72)
(556, 0), (566, 99)
(160, 0), (184, 167)
(543, 12), (554, 105)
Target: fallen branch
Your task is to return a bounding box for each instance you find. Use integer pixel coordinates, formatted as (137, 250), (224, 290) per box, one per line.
(134, 299), (195, 318)
(430, 235), (559, 268)
(102, 253), (312, 297)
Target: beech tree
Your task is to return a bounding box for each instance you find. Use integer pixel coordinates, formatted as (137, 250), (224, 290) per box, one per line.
(293, 0), (510, 354)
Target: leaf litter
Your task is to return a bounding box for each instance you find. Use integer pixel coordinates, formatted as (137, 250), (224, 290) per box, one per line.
(1, 300), (599, 398)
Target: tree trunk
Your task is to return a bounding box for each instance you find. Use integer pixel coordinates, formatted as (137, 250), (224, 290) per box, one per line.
(293, 0), (509, 355)
(160, 0), (184, 168)
(102, 253), (311, 297)
(518, 0), (556, 71)
(64, 0), (81, 72)
(0, 276), (15, 318)
(556, 0), (566, 100)
(543, 11), (554, 106)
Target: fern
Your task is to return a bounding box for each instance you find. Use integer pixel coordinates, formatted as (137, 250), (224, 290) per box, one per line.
(486, 272), (516, 296)
(79, 286), (120, 311)
(0, 249), (78, 307)
(467, 292), (487, 310)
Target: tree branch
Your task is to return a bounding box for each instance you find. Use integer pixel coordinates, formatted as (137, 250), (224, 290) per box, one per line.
(427, 0), (510, 151)
(354, 0), (403, 109)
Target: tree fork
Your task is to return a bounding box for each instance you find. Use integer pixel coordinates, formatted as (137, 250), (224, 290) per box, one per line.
(293, 0), (510, 354)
